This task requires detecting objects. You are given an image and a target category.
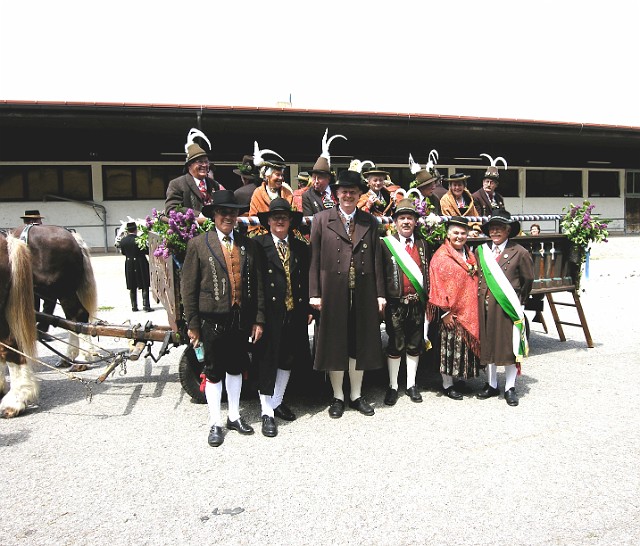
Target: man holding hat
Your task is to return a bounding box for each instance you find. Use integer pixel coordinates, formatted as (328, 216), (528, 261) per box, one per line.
(309, 169), (386, 418)
(119, 221), (151, 312)
(476, 209), (533, 406)
(380, 198), (431, 405)
(181, 190), (265, 446)
(165, 129), (222, 220)
(233, 154), (262, 207)
(253, 198), (312, 437)
(472, 155), (506, 217)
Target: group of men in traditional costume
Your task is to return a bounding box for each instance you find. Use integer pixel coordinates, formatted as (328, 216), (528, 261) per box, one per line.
(167, 128), (534, 447)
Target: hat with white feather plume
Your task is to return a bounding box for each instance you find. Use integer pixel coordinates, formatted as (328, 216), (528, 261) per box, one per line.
(184, 128), (212, 165)
(310, 128), (347, 177)
(253, 141), (286, 170)
(409, 149), (441, 188)
(480, 153), (507, 181)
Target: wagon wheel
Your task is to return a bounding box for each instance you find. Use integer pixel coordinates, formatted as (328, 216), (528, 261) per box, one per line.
(178, 346), (206, 404)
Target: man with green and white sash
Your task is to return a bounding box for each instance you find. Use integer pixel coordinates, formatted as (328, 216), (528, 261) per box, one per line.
(380, 199), (431, 405)
(476, 209), (534, 406)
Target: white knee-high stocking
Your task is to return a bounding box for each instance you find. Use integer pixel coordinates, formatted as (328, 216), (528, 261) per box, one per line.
(329, 371), (345, 401)
(271, 368), (291, 409)
(487, 363), (498, 389)
(387, 356), (401, 390)
(225, 373), (243, 422)
(406, 354), (419, 390)
(259, 393), (274, 417)
(205, 380), (223, 427)
(504, 364), (518, 391)
(348, 357), (363, 401)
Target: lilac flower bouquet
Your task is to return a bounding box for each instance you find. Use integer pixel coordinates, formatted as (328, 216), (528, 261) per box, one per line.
(412, 196), (447, 245)
(561, 201), (609, 248)
(138, 208), (211, 262)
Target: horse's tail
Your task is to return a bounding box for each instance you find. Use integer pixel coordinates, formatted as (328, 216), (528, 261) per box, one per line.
(6, 235), (37, 361)
(72, 232), (98, 320)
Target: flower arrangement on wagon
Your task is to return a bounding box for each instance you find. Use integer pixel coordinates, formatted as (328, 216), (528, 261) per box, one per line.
(561, 200), (609, 291)
(561, 200), (609, 248)
(404, 190), (447, 246)
(137, 207), (212, 262)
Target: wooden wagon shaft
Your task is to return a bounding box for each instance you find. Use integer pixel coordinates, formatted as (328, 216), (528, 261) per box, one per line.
(35, 312), (181, 344)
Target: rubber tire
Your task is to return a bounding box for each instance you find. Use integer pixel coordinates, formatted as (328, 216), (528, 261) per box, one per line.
(178, 345), (206, 404)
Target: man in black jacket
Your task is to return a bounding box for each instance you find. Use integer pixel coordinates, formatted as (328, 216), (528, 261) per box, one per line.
(119, 222), (151, 312)
(253, 198), (312, 437)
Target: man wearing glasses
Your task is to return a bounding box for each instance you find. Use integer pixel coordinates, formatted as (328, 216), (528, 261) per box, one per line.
(165, 130), (223, 221)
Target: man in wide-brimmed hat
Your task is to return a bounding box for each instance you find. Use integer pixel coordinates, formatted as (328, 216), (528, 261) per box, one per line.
(476, 209), (533, 407)
(165, 128), (223, 219)
(414, 169), (442, 216)
(252, 198), (311, 437)
(309, 169), (385, 418)
(233, 154), (262, 207)
(380, 199), (431, 406)
(181, 190), (265, 447)
(21, 210), (45, 225)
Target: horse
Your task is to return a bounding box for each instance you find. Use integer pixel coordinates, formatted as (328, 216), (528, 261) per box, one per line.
(12, 225), (99, 370)
(0, 233), (40, 417)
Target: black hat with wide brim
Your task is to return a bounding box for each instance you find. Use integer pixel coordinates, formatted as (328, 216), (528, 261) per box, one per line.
(444, 173), (471, 187)
(257, 197), (303, 229)
(481, 209), (520, 238)
(331, 169), (368, 193)
(201, 190), (249, 218)
(445, 216), (470, 230)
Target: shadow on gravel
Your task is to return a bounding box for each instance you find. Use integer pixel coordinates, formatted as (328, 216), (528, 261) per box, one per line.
(0, 430), (31, 446)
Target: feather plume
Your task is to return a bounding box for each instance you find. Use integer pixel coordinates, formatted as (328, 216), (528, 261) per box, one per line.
(406, 188), (423, 201)
(480, 153), (508, 170)
(428, 149), (439, 165)
(253, 141), (285, 167)
(409, 154), (421, 175)
(360, 160), (375, 172)
(185, 128), (212, 153)
(320, 128), (347, 165)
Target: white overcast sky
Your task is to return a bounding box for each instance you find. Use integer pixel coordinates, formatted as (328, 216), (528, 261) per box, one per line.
(2, 0), (639, 127)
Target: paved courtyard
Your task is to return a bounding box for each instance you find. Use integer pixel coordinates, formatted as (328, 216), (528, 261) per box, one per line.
(1, 236), (639, 545)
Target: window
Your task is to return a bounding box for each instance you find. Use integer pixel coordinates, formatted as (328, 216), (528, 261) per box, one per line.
(588, 171), (619, 197)
(0, 165), (91, 202)
(103, 165), (183, 200)
(525, 170), (582, 198)
(626, 171), (640, 196)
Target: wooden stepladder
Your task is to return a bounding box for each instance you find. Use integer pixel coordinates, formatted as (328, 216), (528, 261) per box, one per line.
(544, 289), (594, 348)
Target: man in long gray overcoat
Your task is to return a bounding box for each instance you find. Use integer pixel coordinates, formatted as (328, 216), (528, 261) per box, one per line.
(309, 169), (386, 418)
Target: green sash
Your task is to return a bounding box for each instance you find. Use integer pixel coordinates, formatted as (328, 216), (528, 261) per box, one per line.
(383, 235), (426, 304)
(477, 244), (528, 362)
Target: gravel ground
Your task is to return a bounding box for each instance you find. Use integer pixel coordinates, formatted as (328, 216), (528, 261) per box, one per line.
(1, 236), (639, 546)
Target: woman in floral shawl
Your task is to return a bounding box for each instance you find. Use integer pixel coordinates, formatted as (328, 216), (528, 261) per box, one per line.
(439, 173), (479, 218)
(428, 217), (481, 399)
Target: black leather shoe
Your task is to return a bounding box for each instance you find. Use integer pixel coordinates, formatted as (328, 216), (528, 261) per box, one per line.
(476, 383), (500, 400)
(208, 425), (224, 447)
(453, 380), (473, 394)
(274, 403), (296, 421)
(406, 385), (423, 403)
(349, 397), (375, 416)
(144, 307), (152, 312)
(226, 417), (254, 435)
(443, 386), (463, 400)
(504, 387), (519, 406)
(384, 387), (398, 406)
(261, 415), (278, 437)
(328, 398), (345, 418)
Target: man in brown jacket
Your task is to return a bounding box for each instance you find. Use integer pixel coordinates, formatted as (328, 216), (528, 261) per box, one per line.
(181, 191), (265, 446)
(476, 209), (533, 406)
(309, 169), (386, 418)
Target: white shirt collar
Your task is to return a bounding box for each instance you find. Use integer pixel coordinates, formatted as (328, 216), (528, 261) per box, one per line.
(493, 239), (508, 253)
(271, 233), (288, 245)
(216, 228), (234, 244)
(338, 207), (356, 220)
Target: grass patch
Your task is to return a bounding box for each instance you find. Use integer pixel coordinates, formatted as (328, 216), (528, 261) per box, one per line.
(98, 305), (114, 311)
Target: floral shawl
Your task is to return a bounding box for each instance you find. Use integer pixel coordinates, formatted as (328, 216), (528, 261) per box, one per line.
(439, 189), (479, 218)
(428, 239), (480, 357)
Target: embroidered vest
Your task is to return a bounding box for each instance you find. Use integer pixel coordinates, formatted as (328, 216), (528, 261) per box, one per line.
(221, 242), (242, 307)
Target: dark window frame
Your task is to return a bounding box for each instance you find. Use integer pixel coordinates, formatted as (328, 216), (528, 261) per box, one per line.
(0, 165), (92, 202)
